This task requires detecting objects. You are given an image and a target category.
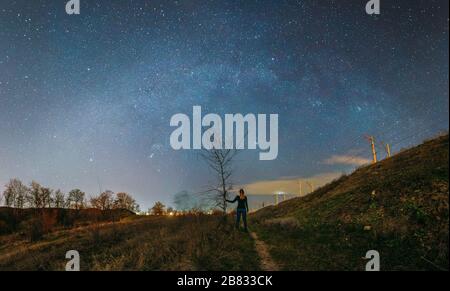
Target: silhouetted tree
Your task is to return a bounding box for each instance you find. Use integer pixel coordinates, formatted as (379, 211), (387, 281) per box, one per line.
(113, 192), (140, 212)
(166, 207), (174, 215)
(40, 187), (53, 208)
(90, 190), (114, 210)
(53, 189), (66, 208)
(2, 178), (28, 208)
(27, 181), (48, 208)
(150, 201), (165, 216)
(201, 147), (237, 215)
(67, 189), (86, 210)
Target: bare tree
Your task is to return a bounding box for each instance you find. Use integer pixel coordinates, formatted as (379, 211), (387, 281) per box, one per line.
(67, 189), (86, 210)
(41, 186), (53, 208)
(90, 190), (114, 210)
(53, 189), (66, 208)
(113, 192), (139, 212)
(3, 179), (16, 207)
(150, 201), (166, 215)
(2, 178), (29, 208)
(201, 148), (237, 215)
(28, 181), (47, 208)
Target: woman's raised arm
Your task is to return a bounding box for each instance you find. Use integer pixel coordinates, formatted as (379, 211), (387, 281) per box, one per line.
(226, 196), (238, 203)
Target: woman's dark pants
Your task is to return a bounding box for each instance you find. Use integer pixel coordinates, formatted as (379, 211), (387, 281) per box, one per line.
(236, 209), (248, 230)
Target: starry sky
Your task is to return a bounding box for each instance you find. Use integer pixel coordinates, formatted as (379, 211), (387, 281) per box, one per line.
(0, 0), (448, 210)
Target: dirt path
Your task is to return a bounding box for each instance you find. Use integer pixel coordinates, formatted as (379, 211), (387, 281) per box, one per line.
(250, 232), (280, 271)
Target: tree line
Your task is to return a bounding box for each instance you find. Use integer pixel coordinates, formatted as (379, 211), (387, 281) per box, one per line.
(1, 178), (140, 213)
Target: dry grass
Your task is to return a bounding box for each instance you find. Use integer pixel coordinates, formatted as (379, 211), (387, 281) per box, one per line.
(0, 215), (260, 271)
(252, 135), (449, 271)
(263, 217), (300, 230)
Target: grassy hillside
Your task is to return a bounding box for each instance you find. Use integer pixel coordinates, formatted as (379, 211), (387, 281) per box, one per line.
(251, 134), (449, 271)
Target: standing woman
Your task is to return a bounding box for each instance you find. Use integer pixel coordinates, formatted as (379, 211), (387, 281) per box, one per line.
(227, 189), (249, 231)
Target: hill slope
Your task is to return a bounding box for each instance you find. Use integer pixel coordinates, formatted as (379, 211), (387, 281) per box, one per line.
(252, 134), (449, 271)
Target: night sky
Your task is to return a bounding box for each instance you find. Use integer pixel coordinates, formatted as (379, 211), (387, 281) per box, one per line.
(0, 0), (448, 210)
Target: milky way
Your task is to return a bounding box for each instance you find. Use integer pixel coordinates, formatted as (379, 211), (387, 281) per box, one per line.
(0, 0), (448, 209)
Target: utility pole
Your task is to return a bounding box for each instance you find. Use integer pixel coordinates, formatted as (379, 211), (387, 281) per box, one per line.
(379, 140), (392, 159)
(366, 135), (378, 164)
(298, 180), (302, 197)
(385, 143), (391, 158)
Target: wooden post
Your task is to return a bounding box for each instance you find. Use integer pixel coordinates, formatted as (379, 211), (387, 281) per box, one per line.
(385, 143), (391, 158)
(371, 136), (377, 163)
(366, 136), (377, 164)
